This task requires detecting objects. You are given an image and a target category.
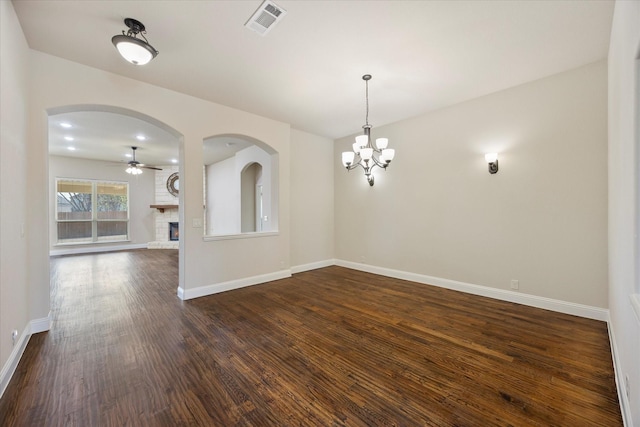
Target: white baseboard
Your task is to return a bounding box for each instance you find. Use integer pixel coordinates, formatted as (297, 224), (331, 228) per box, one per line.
(608, 319), (633, 427)
(178, 269), (292, 300)
(631, 294), (640, 326)
(335, 259), (609, 321)
(291, 259), (335, 274)
(0, 324), (31, 400)
(0, 312), (51, 400)
(50, 243), (148, 256)
(30, 312), (52, 334)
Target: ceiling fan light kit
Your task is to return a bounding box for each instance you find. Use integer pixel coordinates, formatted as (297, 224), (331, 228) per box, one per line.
(112, 18), (158, 65)
(125, 146), (162, 174)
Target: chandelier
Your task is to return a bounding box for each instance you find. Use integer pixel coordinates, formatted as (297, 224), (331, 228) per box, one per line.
(341, 74), (395, 186)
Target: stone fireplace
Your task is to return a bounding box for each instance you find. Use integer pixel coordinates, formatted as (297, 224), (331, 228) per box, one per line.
(148, 166), (179, 249)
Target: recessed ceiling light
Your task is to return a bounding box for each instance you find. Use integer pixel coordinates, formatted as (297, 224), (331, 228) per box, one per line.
(67, 146), (76, 151)
(60, 122), (72, 128)
(171, 159), (178, 163)
(64, 136), (74, 141)
(125, 153), (132, 158)
(136, 135), (146, 141)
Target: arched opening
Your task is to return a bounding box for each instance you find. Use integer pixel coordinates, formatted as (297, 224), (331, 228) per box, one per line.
(241, 162), (263, 233)
(47, 105), (182, 254)
(203, 134), (278, 236)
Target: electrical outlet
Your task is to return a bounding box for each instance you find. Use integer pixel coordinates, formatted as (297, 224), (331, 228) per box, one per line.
(510, 280), (519, 290)
(11, 330), (18, 345)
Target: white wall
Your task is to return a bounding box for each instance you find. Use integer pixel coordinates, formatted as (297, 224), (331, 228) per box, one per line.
(335, 61), (608, 309)
(206, 157), (237, 234)
(0, 0), (31, 393)
(290, 129), (335, 269)
(235, 146), (274, 232)
(608, 0), (640, 423)
(48, 155), (156, 252)
(205, 145), (274, 235)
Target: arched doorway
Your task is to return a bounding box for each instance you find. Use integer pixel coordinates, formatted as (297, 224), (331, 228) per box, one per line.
(241, 162), (263, 232)
(47, 105), (183, 264)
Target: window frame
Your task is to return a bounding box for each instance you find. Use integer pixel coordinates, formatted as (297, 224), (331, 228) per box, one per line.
(55, 178), (130, 245)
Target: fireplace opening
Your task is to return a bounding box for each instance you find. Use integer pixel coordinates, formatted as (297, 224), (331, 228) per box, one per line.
(169, 222), (179, 241)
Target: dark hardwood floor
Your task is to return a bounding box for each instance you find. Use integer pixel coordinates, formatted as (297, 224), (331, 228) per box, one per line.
(0, 250), (622, 426)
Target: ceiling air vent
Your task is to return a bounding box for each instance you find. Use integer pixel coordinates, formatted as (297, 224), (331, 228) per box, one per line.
(245, 0), (287, 36)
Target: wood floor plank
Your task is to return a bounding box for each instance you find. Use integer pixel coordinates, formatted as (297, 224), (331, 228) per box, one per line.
(0, 250), (622, 426)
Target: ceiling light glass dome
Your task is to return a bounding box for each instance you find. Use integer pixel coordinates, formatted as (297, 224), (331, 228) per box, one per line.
(112, 18), (158, 66)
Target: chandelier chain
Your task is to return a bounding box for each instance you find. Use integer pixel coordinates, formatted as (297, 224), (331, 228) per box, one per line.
(365, 79), (369, 126)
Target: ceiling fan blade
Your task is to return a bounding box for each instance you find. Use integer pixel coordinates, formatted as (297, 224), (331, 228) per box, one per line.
(141, 165), (163, 171)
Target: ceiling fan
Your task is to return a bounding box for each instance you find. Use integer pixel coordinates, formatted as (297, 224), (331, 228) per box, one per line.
(125, 146), (162, 175)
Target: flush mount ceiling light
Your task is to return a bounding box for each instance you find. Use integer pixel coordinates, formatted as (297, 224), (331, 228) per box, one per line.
(112, 18), (158, 65)
(341, 75), (395, 186)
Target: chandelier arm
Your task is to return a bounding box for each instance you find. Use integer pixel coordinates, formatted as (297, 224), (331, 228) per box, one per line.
(370, 157), (385, 169)
(344, 154), (364, 171)
(370, 150), (389, 167)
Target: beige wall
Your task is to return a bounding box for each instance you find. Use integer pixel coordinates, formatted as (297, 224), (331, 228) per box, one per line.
(27, 50), (292, 301)
(205, 145), (274, 235)
(608, 0), (640, 423)
(48, 155), (156, 252)
(290, 129), (335, 269)
(335, 61), (608, 308)
(1, 1), (334, 384)
(0, 0), (31, 386)
(1, 0), (624, 411)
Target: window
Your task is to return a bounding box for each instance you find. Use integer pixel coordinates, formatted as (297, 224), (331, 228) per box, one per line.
(56, 179), (129, 244)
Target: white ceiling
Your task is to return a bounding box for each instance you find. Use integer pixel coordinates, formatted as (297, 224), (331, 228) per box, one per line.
(14, 0), (614, 162)
(49, 111), (180, 167)
(49, 110), (251, 166)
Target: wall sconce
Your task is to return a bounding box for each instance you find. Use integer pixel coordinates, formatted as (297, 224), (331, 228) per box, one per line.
(485, 153), (499, 174)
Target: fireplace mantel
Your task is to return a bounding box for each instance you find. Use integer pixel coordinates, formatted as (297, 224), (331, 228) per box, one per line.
(150, 204), (178, 213)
